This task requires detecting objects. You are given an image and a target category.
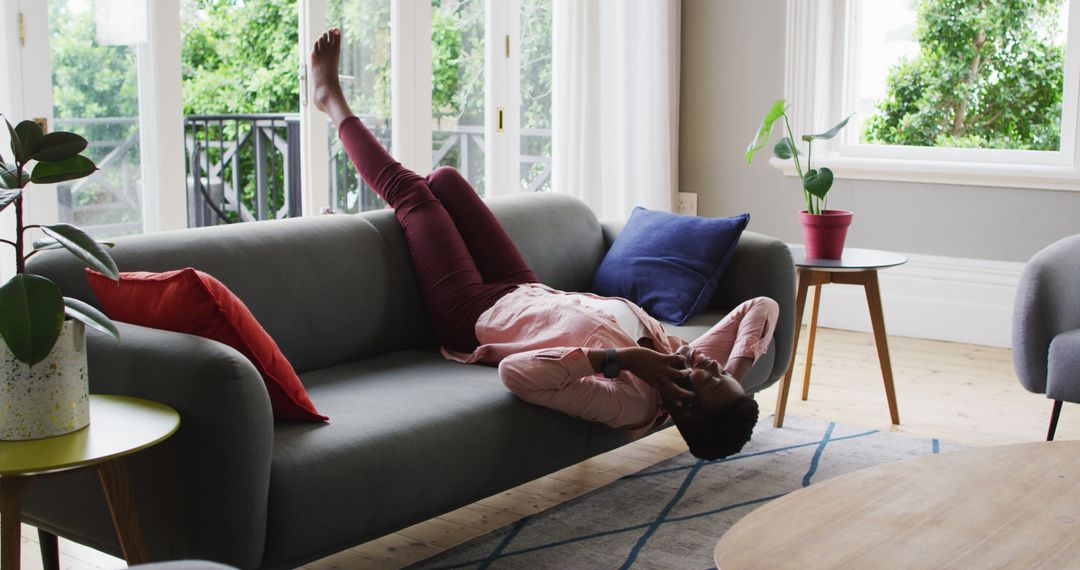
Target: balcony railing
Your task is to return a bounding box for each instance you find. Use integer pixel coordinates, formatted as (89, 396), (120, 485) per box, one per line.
(185, 114), (302, 227)
(51, 115), (553, 234)
(54, 117), (143, 238)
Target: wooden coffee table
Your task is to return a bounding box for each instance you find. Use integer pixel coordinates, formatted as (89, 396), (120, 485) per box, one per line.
(713, 441), (1080, 569)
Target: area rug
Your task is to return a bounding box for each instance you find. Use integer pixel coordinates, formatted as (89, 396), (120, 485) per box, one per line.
(408, 415), (965, 570)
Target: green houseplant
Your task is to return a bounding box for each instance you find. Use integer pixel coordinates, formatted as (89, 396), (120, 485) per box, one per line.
(0, 117), (120, 440)
(745, 98), (855, 259)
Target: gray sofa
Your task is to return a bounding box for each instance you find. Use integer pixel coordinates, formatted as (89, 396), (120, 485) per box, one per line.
(24, 192), (794, 569)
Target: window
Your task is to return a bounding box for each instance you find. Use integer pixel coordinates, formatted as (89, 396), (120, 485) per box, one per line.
(782, 0), (1080, 189)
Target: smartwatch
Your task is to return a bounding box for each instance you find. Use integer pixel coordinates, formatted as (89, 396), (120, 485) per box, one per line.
(602, 348), (622, 378)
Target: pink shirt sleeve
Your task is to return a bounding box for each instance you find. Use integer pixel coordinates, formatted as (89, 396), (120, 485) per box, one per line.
(498, 347), (660, 431)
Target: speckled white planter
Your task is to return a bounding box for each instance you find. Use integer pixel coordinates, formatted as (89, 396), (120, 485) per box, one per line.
(0, 320), (90, 440)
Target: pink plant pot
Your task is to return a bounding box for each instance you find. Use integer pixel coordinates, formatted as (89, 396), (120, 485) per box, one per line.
(799, 209), (853, 260)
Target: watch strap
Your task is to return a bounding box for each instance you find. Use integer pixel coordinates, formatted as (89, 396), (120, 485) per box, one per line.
(602, 348), (621, 378)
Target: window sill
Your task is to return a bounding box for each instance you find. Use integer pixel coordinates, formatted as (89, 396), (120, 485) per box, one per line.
(768, 155), (1080, 192)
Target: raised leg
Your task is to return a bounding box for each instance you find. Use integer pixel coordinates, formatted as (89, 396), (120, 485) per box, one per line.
(38, 529), (59, 570)
(1048, 399), (1063, 441)
(427, 167), (537, 286)
(98, 460), (149, 564)
(775, 269), (812, 428)
(801, 284), (822, 401)
(863, 271), (900, 425)
(0, 477), (31, 570)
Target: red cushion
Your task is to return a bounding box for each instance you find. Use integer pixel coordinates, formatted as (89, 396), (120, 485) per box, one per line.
(87, 268), (327, 422)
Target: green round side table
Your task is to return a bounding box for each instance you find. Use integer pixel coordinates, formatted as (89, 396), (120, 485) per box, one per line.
(0, 394), (180, 569)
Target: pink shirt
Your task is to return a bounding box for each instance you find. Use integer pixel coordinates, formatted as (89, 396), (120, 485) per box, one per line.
(443, 284), (777, 439)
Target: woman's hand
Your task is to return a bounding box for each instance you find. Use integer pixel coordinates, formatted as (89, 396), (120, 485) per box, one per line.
(619, 347), (696, 402)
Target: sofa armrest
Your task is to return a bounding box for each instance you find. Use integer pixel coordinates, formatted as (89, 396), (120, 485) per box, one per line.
(23, 322), (274, 568)
(709, 231), (796, 388)
(600, 220), (626, 250)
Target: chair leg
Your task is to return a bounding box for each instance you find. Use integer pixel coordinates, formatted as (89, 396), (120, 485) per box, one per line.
(38, 529), (59, 570)
(1048, 399), (1064, 442)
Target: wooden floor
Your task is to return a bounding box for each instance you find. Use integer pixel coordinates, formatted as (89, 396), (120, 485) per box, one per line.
(15, 327), (1077, 569)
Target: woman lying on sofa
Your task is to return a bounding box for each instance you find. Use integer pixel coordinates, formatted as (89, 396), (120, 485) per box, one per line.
(311, 29), (777, 460)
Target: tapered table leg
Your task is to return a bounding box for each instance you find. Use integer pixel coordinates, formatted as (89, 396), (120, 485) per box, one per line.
(801, 284), (822, 401)
(38, 529), (59, 570)
(1, 477), (31, 570)
(863, 271), (900, 425)
(775, 269), (812, 428)
(98, 460), (150, 564)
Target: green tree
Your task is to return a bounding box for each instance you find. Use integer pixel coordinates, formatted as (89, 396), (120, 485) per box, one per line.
(181, 0), (299, 115)
(48, 0), (139, 150)
(864, 0), (1065, 151)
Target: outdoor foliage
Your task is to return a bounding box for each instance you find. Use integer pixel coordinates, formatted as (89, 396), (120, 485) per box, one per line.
(47, 0), (553, 221)
(181, 0), (300, 115)
(864, 0), (1066, 150)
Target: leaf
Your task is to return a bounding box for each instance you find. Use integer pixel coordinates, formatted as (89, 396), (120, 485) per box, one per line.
(745, 99), (788, 165)
(773, 137), (801, 159)
(0, 275), (65, 366)
(802, 114), (854, 142)
(63, 297), (119, 340)
(30, 155), (98, 184)
(0, 189), (20, 213)
(29, 131), (88, 163)
(5, 118), (23, 165)
(33, 236), (114, 251)
(40, 224), (119, 280)
(13, 121), (43, 162)
(0, 163), (28, 190)
(802, 168), (835, 199)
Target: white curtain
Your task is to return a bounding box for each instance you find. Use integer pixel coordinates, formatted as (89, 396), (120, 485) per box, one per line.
(552, 0), (681, 221)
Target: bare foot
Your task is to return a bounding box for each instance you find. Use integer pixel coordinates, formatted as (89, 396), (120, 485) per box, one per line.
(311, 28), (353, 127)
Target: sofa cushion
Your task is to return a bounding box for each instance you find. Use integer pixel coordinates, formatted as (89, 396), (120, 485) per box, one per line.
(262, 349), (636, 567)
(87, 268), (326, 422)
(594, 208), (749, 325)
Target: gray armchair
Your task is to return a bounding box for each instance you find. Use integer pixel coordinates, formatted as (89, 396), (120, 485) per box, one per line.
(1013, 234), (1080, 440)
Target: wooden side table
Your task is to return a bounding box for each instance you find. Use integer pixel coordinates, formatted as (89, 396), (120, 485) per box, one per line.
(0, 395), (180, 569)
(773, 246), (907, 428)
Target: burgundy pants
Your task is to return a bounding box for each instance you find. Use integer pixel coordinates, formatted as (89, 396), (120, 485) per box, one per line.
(339, 116), (538, 353)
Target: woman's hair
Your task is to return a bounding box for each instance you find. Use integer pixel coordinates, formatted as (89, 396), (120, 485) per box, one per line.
(675, 395), (760, 460)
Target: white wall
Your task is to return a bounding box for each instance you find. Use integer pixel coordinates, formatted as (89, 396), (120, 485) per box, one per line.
(680, 0), (1080, 346)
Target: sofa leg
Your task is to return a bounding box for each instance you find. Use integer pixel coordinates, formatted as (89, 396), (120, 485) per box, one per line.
(38, 529), (59, 570)
(1048, 400), (1064, 442)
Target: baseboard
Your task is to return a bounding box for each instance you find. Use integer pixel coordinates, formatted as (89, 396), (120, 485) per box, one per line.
(794, 250), (1023, 348)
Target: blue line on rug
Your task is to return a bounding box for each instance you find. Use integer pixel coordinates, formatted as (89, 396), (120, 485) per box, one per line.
(932, 439), (940, 454)
(663, 493), (786, 524)
(802, 422), (836, 487)
(619, 461), (706, 569)
(432, 492), (790, 569)
(625, 428), (879, 480)
(431, 520), (657, 569)
(475, 517), (529, 570)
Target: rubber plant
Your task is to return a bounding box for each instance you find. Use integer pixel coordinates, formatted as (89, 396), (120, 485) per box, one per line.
(0, 117), (119, 367)
(744, 99), (853, 215)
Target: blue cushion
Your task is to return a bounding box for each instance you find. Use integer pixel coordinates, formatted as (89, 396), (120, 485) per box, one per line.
(593, 208), (749, 325)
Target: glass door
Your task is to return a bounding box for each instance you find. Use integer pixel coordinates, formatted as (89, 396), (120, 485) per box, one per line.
(518, 0), (552, 192)
(46, 0), (150, 238)
(432, 0), (487, 194)
(325, 0), (392, 213)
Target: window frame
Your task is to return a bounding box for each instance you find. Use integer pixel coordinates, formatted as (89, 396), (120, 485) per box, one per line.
(774, 0), (1080, 191)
